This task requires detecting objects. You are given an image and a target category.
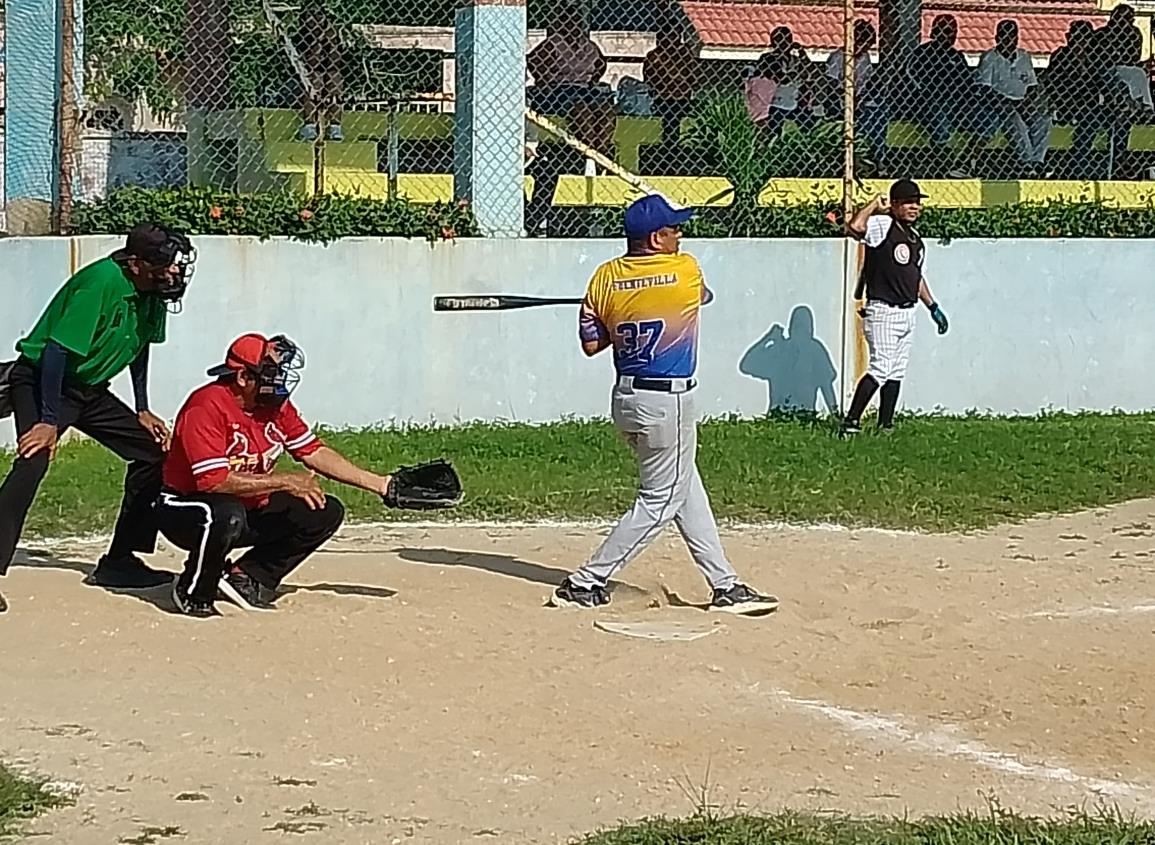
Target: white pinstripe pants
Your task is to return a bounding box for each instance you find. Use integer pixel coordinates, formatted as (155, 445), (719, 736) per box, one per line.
(863, 301), (918, 383)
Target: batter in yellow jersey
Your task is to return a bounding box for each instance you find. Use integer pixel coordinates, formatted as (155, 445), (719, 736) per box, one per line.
(580, 252), (711, 378)
(550, 194), (778, 615)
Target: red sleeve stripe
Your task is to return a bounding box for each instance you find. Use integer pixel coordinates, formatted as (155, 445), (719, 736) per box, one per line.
(191, 458), (230, 475)
(286, 432), (317, 450)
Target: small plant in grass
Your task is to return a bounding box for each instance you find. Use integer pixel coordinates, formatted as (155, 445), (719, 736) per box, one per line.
(576, 804), (1155, 844)
(0, 765), (66, 838)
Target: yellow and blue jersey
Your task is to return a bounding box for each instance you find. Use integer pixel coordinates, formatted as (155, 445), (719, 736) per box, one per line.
(579, 252), (713, 378)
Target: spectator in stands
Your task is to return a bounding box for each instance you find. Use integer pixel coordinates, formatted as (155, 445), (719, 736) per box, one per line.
(911, 15), (976, 172)
(745, 56), (781, 137)
(525, 3), (612, 235)
(643, 22), (700, 145)
(297, 3), (344, 142)
(1096, 3), (1142, 70)
(974, 20), (1052, 176)
(826, 20), (889, 173)
(1046, 21), (1103, 178)
(527, 4), (608, 115)
(1092, 4), (1150, 177)
(757, 27), (818, 139)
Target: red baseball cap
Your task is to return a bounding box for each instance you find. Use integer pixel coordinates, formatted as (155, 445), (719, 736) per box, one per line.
(206, 333), (270, 377)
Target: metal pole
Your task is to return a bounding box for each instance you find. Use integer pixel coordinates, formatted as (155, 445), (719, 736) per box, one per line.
(57, 0), (78, 233)
(839, 0), (858, 414)
(388, 98), (400, 200)
(313, 115), (326, 196)
(841, 0), (856, 224)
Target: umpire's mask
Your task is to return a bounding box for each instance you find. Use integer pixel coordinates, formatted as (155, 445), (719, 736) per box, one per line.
(119, 223), (197, 312)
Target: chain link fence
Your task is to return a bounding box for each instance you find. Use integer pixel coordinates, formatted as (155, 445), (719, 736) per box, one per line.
(2, 0), (1155, 234)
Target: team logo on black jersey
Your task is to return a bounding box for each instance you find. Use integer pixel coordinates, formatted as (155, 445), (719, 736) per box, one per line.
(894, 244), (911, 265)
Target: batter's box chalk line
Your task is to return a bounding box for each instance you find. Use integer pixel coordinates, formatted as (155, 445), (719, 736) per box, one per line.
(20, 519), (925, 554)
(345, 519), (928, 538)
(757, 686), (1155, 810)
(1019, 602), (1155, 619)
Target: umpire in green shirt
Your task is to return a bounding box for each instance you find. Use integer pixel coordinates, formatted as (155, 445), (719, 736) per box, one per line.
(0, 223), (196, 611)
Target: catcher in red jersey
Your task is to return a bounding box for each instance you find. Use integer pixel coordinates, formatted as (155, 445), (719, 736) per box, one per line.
(157, 333), (394, 617)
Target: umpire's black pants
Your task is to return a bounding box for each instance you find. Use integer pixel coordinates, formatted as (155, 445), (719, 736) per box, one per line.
(0, 359), (164, 576)
(155, 490), (345, 603)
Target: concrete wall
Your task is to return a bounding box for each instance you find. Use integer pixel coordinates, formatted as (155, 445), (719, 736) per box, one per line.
(1, 235), (1151, 447)
(79, 133), (188, 202)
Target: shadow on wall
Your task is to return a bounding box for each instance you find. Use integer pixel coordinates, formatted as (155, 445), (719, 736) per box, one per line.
(739, 304), (839, 415)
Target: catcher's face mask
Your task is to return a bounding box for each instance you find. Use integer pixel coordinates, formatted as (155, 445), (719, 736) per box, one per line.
(251, 335), (305, 408)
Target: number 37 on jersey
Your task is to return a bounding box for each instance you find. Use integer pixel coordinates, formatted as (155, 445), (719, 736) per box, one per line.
(614, 319), (665, 365)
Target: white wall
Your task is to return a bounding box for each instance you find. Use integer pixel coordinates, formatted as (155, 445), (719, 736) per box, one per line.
(902, 238), (1155, 414)
(1, 235), (1151, 447)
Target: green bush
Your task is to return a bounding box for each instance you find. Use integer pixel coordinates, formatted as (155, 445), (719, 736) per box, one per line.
(599, 199), (1155, 240)
(71, 186), (480, 244)
(74, 187), (1155, 242)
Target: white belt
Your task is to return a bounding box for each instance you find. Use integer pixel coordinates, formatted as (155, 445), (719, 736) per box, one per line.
(616, 375), (697, 393)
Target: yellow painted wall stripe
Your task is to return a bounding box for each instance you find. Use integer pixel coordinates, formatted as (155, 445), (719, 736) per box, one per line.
(852, 241), (867, 384)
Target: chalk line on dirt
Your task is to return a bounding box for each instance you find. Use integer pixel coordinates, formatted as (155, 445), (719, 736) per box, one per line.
(17, 519), (924, 553)
(765, 688), (1155, 808)
(1019, 603), (1155, 620)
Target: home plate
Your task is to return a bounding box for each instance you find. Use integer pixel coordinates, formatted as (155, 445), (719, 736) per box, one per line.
(592, 619), (721, 642)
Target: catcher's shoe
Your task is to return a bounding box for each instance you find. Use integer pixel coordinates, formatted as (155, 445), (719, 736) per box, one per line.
(709, 583), (779, 616)
(549, 578), (609, 609)
(172, 577), (220, 618)
(218, 568), (277, 612)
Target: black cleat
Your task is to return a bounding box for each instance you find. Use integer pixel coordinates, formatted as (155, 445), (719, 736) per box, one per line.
(549, 577), (609, 609)
(218, 569), (277, 612)
(87, 554), (171, 589)
(839, 420), (862, 438)
(710, 583), (780, 616)
(0, 590), (7, 613)
(172, 581), (220, 618)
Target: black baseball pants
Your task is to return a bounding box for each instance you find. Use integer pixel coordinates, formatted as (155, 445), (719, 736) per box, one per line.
(0, 359), (164, 575)
(155, 490), (345, 603)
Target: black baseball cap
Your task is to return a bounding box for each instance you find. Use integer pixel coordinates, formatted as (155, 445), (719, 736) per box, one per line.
(115, 223), (183, 266)
(890, 179), (929, 202)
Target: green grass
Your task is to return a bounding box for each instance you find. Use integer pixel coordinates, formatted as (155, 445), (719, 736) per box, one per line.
(0, 766), (63, 839)
(576, 808), (1155, 844)
(5, 412), (1155, 538)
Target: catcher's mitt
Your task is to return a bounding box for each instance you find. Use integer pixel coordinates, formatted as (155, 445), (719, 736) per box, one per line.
(382, 458), (463, 510)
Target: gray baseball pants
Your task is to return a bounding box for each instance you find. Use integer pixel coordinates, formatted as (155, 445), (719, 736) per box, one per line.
(568, 378), (739, 591)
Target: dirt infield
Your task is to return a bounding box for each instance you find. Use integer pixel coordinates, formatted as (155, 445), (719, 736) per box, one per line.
(3, 500), (1155, 844)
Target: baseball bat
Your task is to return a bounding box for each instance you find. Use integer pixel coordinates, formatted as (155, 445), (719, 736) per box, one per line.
(433, 295), (583, 312)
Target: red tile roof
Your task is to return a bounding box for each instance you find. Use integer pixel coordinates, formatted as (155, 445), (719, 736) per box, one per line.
(682, 1), (1107, 54)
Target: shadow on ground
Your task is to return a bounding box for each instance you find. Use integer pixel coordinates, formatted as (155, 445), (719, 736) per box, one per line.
(11, 549), (396, 610)
(393, 547), (648, 597)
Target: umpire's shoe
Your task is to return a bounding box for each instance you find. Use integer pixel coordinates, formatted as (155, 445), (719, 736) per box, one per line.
(87, 554), (172, 590)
